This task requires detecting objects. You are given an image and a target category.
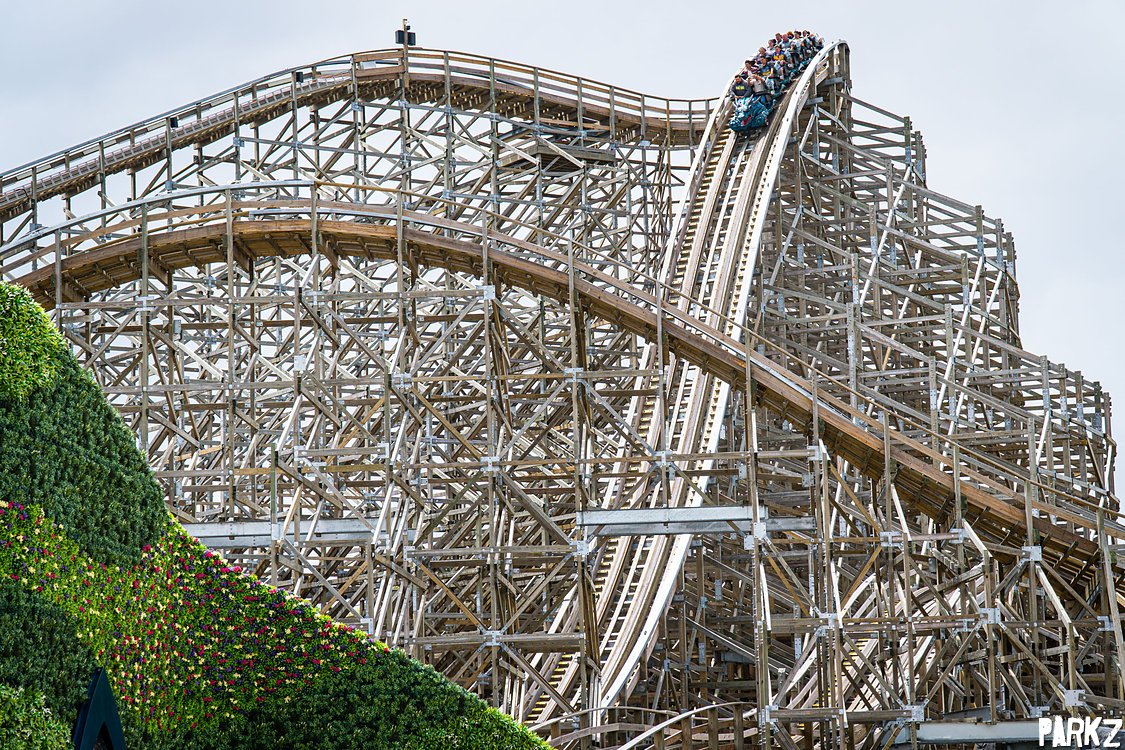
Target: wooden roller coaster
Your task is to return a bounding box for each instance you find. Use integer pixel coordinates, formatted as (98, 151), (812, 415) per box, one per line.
(0, 38), (1118, 749)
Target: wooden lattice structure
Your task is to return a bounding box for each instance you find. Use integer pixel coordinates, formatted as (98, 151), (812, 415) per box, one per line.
(0, 41), (1118, 748)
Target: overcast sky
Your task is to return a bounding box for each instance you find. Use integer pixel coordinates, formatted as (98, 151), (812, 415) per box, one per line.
(2, 0), (1122, 425)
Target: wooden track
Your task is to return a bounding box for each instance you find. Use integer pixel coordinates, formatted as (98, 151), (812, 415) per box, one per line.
(0, 48), (712, 223)
(12, 210), (1108, 568)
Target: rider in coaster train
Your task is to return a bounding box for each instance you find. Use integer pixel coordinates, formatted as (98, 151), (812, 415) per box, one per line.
(729, 60), (754, 98)
(731, 74), (750, 99)
(727, 30), (825, 133)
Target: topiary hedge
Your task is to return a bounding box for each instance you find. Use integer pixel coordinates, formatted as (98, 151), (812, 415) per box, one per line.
(0, 283), (65, 401)
(0, 287), (166, 563)
(0, 281), (548, 750)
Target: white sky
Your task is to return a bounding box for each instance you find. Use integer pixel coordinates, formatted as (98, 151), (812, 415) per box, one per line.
(2, 0), (1122, 430)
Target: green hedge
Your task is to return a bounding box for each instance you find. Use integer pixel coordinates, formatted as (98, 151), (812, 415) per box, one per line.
(0, 280), (548, 749)
(0, 685), (71, 750)
(0, 284), (65, 401)
(0, 509), (547, 749)
(0, 323), (166, 564)
(0, 353), (167, 564)
(156, 653), (541, 750)
(0, 579), (97, 733)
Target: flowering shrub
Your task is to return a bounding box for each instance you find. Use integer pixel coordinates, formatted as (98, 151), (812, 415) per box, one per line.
(0, 501), (546, 748)
(0, 684), (70, 750)
(0, 281), (547, 749)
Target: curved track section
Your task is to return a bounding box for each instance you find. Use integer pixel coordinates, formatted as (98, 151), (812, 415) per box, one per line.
(0, 48), (711, 223)
(594, 42), (846, 712)
(1, 42), (1119, 749)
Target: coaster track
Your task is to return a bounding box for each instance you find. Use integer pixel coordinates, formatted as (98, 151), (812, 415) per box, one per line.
(1, 42), (1118, 748)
